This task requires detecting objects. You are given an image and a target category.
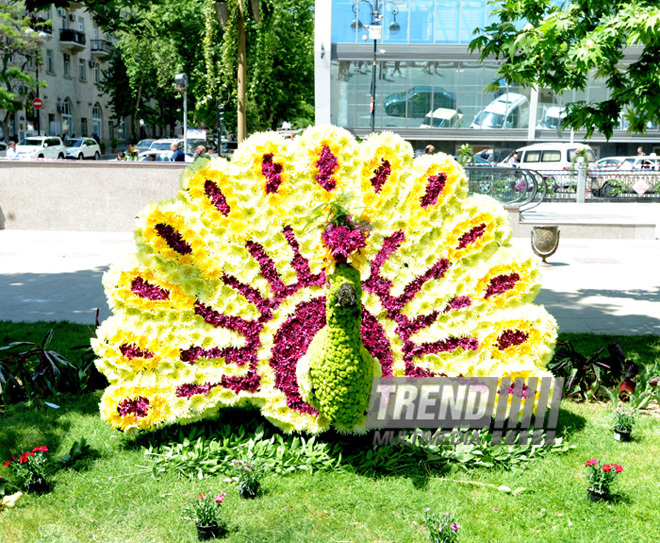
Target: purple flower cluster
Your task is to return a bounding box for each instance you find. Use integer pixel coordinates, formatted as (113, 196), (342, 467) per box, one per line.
(369, 158), (391, 193)
(176, 382), (219, 398)
(508, 381), (529, 398)
(457, 223), (487, 249)
(361, 311), (394, 377)
(269, 298), (325, 414)
(119, 343), (154, 360)
(222, 273), (275, 316)
(496, 329), (529, 350)
(419, 172), (447, 208)
(321, 224), (368, 261)
(155, 223), (193, 255)
(282, 226), (325, 287)
(314, 145), (338, 191)
(179, 346), (223, 364)
(484, 272), (520, 299)
(117, 396), (150, 419)
(405, 336), (479, 361)
(261, 153), (283, 194)
(443, 296), (472, 313)
(364, 230), (477, 374)
(204, 180), (231, 215)
(130, 277), (170, 301)
(176, 228), (328, 401)
(246, 241), (293, 300)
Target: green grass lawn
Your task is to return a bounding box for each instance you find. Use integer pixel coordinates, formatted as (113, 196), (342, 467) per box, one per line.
(1, 323), (659, 543)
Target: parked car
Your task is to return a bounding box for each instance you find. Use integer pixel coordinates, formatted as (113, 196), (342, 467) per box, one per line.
(617, 155), (660, 171)
(137, 150), (193, 163)
(149, 138), (182, 152)
(134, 139), (156, 153)
(64, 137), (101, 160)
(420, 108), (464, 128)
(470, 92), (530, 129)
(384, 86), (456, 118)
(593, 156), (628, 172)
(0, 141), (7, 157)
(515, 142), (596, 189)
(16, 136), (66, 159)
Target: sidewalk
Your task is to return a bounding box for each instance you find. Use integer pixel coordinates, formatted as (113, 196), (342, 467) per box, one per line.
(1, 226), (658, 335)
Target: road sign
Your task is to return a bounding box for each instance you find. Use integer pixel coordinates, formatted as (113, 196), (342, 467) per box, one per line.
(32, 98), (43, 109)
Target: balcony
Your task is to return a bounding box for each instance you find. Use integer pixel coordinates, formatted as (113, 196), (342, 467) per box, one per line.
(59, 28), (86, 54)
(90, 39), (113, 58)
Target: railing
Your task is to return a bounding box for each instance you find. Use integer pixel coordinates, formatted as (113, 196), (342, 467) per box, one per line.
(467, 165), (660, 203)
(90, 39), (113, 54)
(464, 166), (546, 210)
(59, 28), (86, 46)
(524, 168), (660, 201)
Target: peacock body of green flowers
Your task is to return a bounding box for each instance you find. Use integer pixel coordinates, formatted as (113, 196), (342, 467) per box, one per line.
(92, 125), (558, 434)
(306, 263), (376, 428)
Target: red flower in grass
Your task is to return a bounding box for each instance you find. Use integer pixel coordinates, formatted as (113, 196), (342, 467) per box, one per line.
(586, 458), (597, 466)
(614, 464), (623, 473)
(602, 464), (612, 472)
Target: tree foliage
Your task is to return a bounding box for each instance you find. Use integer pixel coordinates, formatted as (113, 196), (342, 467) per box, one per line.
(469, 0), (660, 139)
(210, 0), (315, 135)
(0, 0), (48, 139)
(96, 0), (314, 141)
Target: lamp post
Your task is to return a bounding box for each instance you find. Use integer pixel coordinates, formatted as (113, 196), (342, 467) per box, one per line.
(174, 73), (188, 154)
(350, 0), (400, 133)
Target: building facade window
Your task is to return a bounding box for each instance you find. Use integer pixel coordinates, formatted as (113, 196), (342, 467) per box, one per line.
(92, 103), (102, 138)
(61, 98), (73, 136)
(94, 64), (100, 83)
(46, 50), (54, 73)
(63, 53), (71, 77)
(81, 117), (88, 136)
(79, 58), (86, 81)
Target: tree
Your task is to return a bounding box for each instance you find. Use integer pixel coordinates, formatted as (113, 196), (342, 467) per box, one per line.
(0, 1), (49, 139)
(97, 0), (207, 141)
(211, 0), (315, 135)
(22, 0), (160, 31)
(469, 0), (660, 139)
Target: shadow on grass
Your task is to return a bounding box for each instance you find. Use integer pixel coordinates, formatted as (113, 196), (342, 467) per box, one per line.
(556, 407), (588, 440)
(0, 392), (102, 469)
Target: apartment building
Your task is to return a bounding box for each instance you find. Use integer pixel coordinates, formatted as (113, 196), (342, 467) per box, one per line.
(7, 3), (131, 145)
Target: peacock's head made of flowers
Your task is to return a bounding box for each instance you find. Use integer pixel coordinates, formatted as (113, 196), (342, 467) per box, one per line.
(93, 125), (557, 435)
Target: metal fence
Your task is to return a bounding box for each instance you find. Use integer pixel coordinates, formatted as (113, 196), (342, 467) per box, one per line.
(465, 166), (660, 203)
(464, 166), (546, 209)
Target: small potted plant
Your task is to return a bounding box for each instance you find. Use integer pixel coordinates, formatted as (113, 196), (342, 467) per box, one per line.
(231, 458), (262, 499)
(100, 141), (107, 155)
(612, 407), (635, 441)
(585, 458), (623, 502)
(183, 491), (227, 540)
(110, 137), (118, 153)
(3, 446), (51, 494)
(423, 508), (460, 543)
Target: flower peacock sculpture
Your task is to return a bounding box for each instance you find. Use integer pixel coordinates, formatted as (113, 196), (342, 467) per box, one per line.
(93, 126), (557, 434)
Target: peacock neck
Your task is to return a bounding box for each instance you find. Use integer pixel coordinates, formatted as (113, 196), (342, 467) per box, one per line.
(326, 263), (362, 339)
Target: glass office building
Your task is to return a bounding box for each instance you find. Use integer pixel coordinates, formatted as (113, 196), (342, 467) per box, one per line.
(314, 0), (660, 157)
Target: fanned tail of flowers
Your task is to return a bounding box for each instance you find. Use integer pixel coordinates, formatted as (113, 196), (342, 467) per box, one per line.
(94, 125), (557, 434)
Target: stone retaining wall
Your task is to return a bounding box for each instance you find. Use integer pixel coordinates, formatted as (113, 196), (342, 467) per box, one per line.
(0, 161), (185, 231)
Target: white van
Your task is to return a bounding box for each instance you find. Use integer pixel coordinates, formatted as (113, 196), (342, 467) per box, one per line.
(470, 92), (529, 129)
(515, 142), (596, 188)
